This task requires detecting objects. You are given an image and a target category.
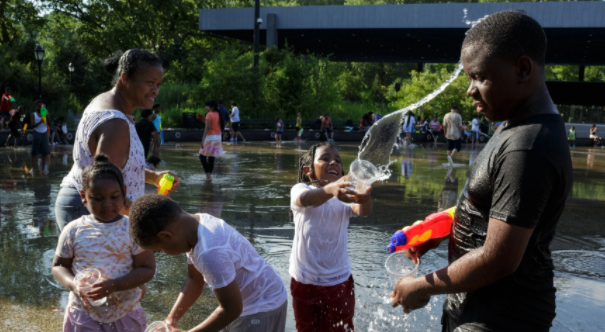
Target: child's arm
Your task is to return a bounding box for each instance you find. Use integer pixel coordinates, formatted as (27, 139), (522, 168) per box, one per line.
(352, 186), (373, 217)
(52, 255), (78, 293)
(52, 255), (93, 310)
(177, 279), (243, 332)
(165, 264), (207, 328)
(31, 113), (42, 128)
(202, 118), (211, 144)
(86, 250), (155, 300)
(296, 177), (357, 208)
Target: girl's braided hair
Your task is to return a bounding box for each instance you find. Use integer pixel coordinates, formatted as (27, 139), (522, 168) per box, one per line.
(82, 154), (126, 201)
(290, 142), (342, 221)
(103, 49), (163, 86)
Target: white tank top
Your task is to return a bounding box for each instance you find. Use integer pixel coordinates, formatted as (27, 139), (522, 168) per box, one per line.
(61, 106), (146, 202)
(33, 112), (47, 133)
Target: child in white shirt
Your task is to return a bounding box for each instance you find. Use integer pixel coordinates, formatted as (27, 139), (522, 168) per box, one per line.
(289, 142), (373, 332)
(129, 195), (288, 332)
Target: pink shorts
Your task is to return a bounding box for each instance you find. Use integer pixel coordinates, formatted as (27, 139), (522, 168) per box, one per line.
(63, 306), (146, 332)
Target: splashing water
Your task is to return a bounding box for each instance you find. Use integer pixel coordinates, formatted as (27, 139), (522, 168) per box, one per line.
(464, 9), (490, 30)
(349, 8), (489, 187)
(349, 63), (464, 185)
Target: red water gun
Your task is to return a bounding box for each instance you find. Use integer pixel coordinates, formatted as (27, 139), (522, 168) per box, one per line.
(386, 207), (456, 253)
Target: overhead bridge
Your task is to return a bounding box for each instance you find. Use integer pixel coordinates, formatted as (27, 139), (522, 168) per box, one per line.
(199, 2), (605, 105)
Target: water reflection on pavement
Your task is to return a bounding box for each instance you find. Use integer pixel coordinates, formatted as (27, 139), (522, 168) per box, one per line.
(0, 142), (604, 331)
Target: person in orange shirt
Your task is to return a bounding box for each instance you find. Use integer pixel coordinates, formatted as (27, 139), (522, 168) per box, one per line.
(199, 100), (225, 182)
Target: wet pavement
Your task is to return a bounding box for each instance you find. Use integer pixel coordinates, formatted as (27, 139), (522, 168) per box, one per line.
(0, 141), (604, 331)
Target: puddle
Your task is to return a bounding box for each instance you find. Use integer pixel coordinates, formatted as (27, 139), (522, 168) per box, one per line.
(0, 143), (603, 331)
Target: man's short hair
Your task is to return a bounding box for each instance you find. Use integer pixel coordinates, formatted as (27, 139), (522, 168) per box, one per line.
(140, 109), (153, 118)
(129, 194), (183, 247)
(462, 10), (547, 66)
(34, 100), (43, 106)
(451, 105), (458, 110)
(152, 104), (161, 110)
(217, 98), (224, 104)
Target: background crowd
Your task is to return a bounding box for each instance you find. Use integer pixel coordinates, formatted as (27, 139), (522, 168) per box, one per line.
(2, 0), (604, 130)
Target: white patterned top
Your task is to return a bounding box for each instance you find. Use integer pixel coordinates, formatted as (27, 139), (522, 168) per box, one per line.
(61, 107), (146, 202)
(56, 215), (145, 323)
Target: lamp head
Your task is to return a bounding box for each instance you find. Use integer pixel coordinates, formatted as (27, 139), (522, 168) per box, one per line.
(34, 44), (45, 62)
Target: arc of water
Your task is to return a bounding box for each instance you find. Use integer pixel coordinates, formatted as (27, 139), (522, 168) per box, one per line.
(349, 9), (490, 188)
(355, 63), (464, 173)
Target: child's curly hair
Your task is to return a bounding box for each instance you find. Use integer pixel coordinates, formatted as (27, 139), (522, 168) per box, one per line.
(82, 154), (125, 200)
(290, 142), (343, 221)
(296, 142), (342, 186)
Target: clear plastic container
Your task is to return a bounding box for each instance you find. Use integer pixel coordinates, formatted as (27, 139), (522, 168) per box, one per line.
(384, 251), (419, 287)
(348, 159), (378, 193)
(74, 268), (107, 306)
(145, 321), (169, 332)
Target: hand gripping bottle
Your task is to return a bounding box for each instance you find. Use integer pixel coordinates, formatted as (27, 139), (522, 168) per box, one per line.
(386, 207), (456, 253)
(41, 104), (48, 124)
(157, 174), (174, 195)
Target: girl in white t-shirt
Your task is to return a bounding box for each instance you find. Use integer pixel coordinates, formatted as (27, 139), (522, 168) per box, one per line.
(289, 142), (373, 332)
(52, 155), (155, 332)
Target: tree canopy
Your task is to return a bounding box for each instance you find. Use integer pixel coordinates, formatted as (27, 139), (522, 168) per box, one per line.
(0, 0), (603, 127)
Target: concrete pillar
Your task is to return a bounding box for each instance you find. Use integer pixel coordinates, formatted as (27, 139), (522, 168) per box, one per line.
(579, 65), (585, 82)
(417, 62), (424, 72)
(266, 14), (278, 48)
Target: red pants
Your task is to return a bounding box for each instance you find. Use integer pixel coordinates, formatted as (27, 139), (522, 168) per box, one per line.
(290, 276), (355, 332)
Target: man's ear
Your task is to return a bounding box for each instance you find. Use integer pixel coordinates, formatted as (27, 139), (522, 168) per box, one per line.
(79, 190), (87, 206)
(517, 56), (534, 84)
(157, 230), (173, 241)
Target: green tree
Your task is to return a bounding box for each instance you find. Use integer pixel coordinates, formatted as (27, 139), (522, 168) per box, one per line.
(386, 66), (474, 121)
(0, 0), (44, 46)
(197, 47), (262, 117)
(40, 0), (225, 64)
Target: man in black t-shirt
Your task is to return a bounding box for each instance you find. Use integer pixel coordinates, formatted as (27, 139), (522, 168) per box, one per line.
(135, 109), (158, 159)
(390, 11), (572, 332)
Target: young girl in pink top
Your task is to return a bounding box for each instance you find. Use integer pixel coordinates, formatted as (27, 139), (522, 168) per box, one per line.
(52, 155), (155, 332)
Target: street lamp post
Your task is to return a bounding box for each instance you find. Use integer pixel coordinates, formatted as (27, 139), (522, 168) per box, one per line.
(34, 44), (45, 99)
(68, 63), (75, 92)
(253, 0), (261, 68)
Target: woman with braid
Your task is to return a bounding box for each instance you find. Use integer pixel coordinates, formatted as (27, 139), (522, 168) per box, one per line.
(289, 142), (373, 331)
(56, 49), (181, 231)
